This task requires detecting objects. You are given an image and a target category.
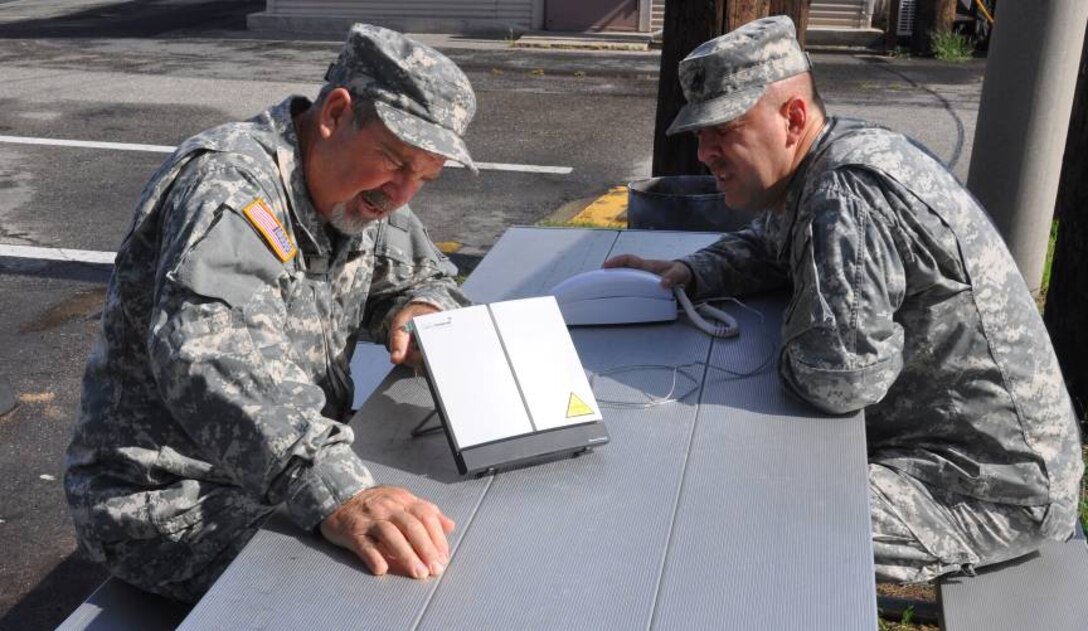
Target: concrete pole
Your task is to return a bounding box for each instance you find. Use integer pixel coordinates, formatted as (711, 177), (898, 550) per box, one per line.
(966, 0), (1088, 293)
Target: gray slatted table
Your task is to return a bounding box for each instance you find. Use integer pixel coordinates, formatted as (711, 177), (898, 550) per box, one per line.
(179, 227), (877, 631)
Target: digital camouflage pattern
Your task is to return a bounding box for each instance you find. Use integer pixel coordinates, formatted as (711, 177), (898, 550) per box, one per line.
(64, 95), (469, 601)
(667, 15), (810, 136)
(326, 23), (477, 173)
(680, 118), (1084, 581)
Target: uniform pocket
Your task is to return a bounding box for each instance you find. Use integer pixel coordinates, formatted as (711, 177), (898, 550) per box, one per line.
(146, 479), (213, 539)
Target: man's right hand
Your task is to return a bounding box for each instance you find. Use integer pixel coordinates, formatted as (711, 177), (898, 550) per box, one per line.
(319, 485), (454, 580)
(603, 254), (692, 289)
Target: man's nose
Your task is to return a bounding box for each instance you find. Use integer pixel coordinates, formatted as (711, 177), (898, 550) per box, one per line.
(695, 131), (718, 165)
(381, 175), (425, 209)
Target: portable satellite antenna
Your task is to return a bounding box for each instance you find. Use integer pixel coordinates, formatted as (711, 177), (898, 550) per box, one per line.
(411, 296), (609, 475)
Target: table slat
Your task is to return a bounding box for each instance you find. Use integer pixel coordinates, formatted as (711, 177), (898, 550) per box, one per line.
(651, 296), (877, 630)
(417, 324), (712, 629)
(462, 227), (618, 303)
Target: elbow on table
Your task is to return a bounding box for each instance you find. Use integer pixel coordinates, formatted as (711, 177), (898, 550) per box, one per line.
(779, 353), (899, 415)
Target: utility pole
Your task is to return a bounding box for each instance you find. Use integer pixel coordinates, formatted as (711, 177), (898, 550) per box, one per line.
(1044, 16), (1088, 427)
(966, 0), (1088, 293)
(651, 0), (727, 177)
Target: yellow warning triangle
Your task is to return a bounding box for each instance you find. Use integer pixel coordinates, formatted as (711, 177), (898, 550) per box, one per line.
(566, 392), (594, 418)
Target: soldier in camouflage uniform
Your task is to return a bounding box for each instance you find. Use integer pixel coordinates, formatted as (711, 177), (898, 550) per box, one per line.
(608, 16), (1084, 582)
(64, 24), (476, 601)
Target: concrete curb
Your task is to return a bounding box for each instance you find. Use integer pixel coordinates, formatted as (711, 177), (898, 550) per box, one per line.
(513, 32), (652, 52)
(542, 186), (629, 229)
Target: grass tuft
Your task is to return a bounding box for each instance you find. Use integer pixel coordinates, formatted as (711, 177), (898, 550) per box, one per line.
(1081, 446), (1087, 532)
(931, 30), (974, 62)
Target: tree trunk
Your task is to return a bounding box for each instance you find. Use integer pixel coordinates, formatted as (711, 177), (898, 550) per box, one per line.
(911, 0), (958, 56)
(886, 0), (902, 52)
(651, 0), (728, 177)
(1044, 16), (1088, 432)
(730, 0), (768, 30)
(769, 0), (812, 47)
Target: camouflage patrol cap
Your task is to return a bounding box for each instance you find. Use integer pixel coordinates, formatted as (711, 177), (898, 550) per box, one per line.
(326, 23), (478, 173)
(667, 16), (810, 136)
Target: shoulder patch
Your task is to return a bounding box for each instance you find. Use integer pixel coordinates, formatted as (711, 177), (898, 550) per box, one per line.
(242, 197), (297, 262)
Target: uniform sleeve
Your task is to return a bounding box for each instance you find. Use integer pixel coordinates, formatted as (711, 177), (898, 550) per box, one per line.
(677, 211), (790, 299)
(147, 154), (374, 532)
(364, 207), (471, 342)
(778, 169), (907, 414)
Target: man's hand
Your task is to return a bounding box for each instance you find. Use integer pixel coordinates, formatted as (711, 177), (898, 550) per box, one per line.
(320, 485), (454, 579)
(603, 254), (692, 289)
(389, 302), (439, 368)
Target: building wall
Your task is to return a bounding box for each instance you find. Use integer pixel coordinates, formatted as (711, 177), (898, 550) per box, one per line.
(252, 0), (538, 35)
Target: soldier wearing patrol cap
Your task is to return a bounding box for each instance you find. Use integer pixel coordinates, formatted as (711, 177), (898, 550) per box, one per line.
(65, 24), (474, 600)
(608, 15), (1084, 583)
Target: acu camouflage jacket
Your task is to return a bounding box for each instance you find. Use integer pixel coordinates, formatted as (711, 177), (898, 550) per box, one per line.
(65, 97), (468, 557)
(681, 118), (1083, 533)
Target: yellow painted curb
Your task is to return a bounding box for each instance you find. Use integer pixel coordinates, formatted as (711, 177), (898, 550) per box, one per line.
(569, 186), (628, 228)
(435, 241), (462, 254)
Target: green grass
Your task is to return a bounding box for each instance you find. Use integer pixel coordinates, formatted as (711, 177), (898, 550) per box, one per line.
(931, 30), (974, 62)
(1040, 219), (1059, 300)
(1081, 446), (1087, 532)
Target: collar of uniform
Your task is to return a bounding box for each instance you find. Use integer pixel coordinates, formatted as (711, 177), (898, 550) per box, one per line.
(783, 117), (836, 212)
(773, 117), (837, 262)
(269, 96), (332, 259)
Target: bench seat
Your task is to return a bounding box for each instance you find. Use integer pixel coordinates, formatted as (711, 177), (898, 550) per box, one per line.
(55, 577), (191, 631)
(938, 521), (1088, 630)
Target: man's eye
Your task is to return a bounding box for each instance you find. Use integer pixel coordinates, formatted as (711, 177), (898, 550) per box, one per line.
(383, 154), (402, 170)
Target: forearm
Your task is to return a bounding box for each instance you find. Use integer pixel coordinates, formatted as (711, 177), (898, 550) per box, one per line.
(678, 218), (788, 299)
(149, 295), (375, 530)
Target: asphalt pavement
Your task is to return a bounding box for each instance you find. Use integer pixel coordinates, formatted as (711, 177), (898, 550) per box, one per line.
(0, 1), (986, 628)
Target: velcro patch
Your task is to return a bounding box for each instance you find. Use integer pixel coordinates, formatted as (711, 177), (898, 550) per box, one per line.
(242, 198), (297, 263)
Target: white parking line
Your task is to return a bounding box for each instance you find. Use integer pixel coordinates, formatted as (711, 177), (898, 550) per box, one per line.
(0, 135), (574, 175)
(0, 244), (115, 265)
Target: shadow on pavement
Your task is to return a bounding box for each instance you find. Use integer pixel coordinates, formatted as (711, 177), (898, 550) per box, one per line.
(0, 552), (107, 631)
(0, 0), (263, 39)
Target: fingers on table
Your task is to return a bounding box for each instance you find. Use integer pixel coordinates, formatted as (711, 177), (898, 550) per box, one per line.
(353, 533), (390, 576)
(602, 254), (642, 269)
(350, 495), (452, 579)
(391, 510), (448, 577)
(409, 500), (454, 558)
(370, 518), (433, 579)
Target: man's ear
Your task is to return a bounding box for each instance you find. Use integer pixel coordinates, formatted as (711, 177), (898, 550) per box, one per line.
(782, 96), (808, 147)
(318, 87), (353, 140)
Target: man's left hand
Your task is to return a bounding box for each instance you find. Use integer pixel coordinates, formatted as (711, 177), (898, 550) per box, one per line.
(390, 302), (439, 368)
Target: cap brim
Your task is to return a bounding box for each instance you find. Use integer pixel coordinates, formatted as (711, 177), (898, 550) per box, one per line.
(666, 86), (764, 136)
(374, 102), (478, 174)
